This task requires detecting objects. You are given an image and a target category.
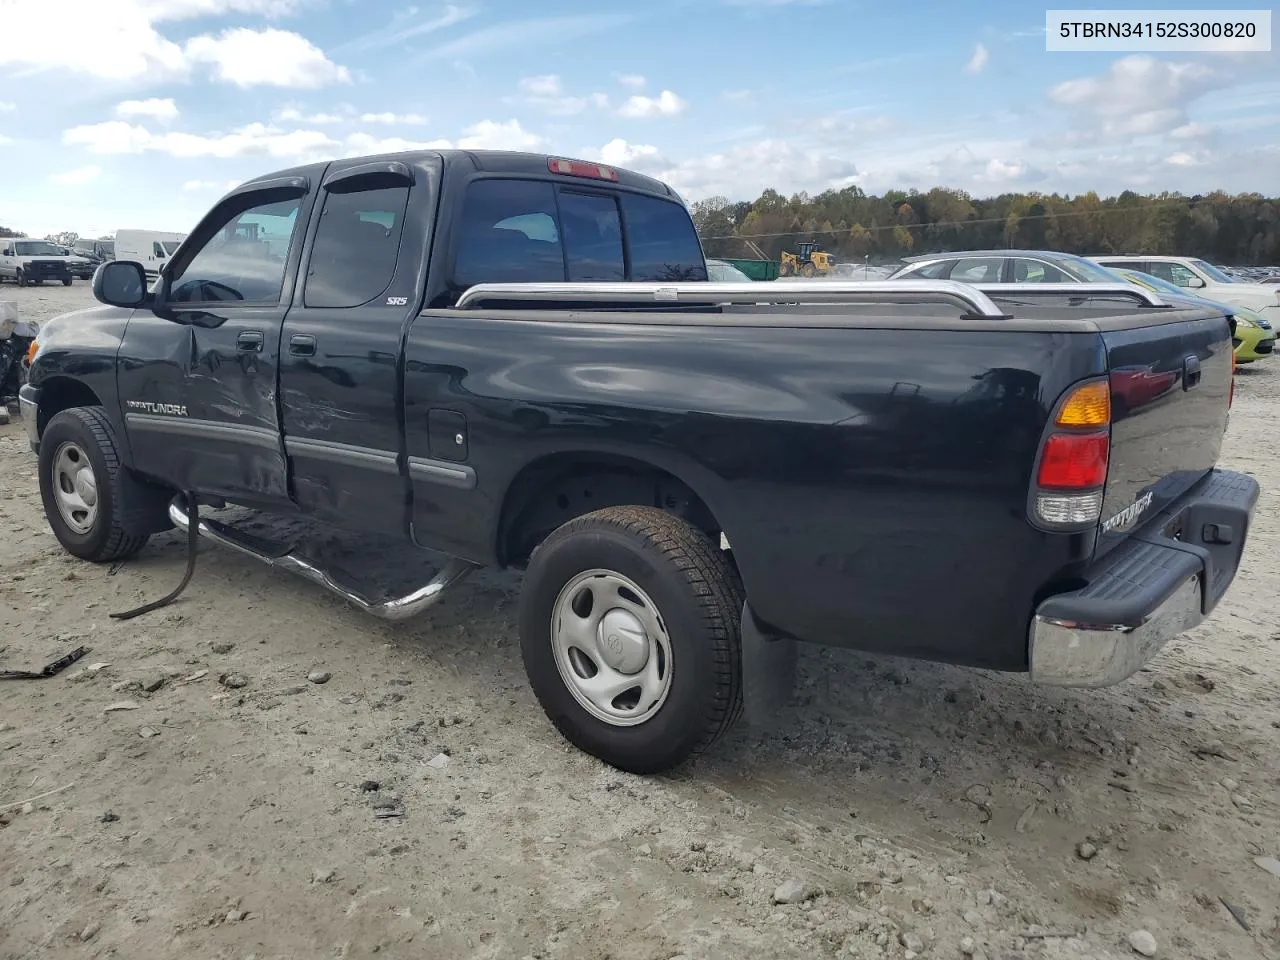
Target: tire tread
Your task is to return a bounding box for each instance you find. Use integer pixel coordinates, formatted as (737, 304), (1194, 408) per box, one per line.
(44, 406), (149, 562)
(530, 505), (744, 764)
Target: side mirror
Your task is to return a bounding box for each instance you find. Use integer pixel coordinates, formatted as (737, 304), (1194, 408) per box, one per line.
(1187, 276), (1206, 289)
(93, 260), (148, 308)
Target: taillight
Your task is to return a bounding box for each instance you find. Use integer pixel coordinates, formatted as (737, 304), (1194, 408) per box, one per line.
(1037, 432), (1109, 488)
(1033, 379), (1111, 527)
(547, 157), (619, 182)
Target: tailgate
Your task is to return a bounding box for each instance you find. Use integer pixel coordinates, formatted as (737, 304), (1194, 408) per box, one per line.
(1096, 306), (1233, 559)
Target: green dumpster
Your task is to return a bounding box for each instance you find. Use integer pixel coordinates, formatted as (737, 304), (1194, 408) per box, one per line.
(720, 258), (780, 281)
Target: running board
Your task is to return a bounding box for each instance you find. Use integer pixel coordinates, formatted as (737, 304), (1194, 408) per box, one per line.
(167, 499), (478, 621)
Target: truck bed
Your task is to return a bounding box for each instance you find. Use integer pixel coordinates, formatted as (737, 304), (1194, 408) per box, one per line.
(402, 283), (1233, 670)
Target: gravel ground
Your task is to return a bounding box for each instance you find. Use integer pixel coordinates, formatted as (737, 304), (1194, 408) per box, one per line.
(2, 283), (1279, 960)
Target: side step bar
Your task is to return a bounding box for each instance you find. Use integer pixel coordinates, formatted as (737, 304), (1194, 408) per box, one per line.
(167, 499), (478, 621)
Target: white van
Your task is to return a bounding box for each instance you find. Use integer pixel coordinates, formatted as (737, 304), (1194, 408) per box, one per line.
(115, 230), (189, 281)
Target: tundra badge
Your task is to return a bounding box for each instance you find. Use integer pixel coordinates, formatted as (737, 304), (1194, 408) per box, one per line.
(1100, 491), (1154, 533)
(127, 400), (189, 417)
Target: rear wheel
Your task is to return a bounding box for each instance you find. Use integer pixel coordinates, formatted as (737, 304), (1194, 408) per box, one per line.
(519, 506), (744, 774)
(62, 277), (73, 286)
(38, 407), (151, 562)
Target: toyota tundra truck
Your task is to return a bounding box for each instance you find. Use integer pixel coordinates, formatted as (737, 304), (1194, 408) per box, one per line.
(20, 150), (1260, 774)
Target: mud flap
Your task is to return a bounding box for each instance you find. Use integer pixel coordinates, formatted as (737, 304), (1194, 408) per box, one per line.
(740, 602), (796, 728)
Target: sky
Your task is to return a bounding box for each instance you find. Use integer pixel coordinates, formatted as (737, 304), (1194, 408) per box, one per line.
(1, 0), (1278, 237)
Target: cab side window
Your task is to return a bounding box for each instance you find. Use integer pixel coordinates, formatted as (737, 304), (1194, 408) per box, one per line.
(304, 184), (410, 308)
(168, 196), (302, 304)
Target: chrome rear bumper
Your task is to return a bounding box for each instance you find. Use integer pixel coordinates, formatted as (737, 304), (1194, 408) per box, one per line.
(1029, 574), (1202, 687)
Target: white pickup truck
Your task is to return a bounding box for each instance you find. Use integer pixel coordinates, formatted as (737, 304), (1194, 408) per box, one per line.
(0, 237), (86, 286)
(1090, 254), (1280, 324)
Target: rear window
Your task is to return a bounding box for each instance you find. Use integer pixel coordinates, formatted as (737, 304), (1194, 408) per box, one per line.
(453, 179), (566, 289)
(560, 191), (624, 281)
(621, 193), (707, 281)
(452, 179), (707, 290)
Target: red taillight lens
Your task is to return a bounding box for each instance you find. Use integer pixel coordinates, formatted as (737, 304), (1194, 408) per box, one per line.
(1037, 431), (1109, 489)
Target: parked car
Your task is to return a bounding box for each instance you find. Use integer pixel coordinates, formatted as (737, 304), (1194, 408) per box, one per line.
(889, 249), (1124, 284)
(1106, 267), (1275, 363)
(70, 238), (116, 279)
(21, 149), (1259, 774)
(0, 237), (77, 286)
(706, 258), (752, 282)
(1090, 255), (1280, 325)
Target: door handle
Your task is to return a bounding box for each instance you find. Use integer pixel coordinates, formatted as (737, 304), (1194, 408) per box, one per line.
(1182, 355), (1201, 390)
(237, 330), (264, 353)
(289, 334), (317, 357)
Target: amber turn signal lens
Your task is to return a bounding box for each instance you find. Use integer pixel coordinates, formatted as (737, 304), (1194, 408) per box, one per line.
(26, 340), (39, 365)
(1055, 380), (1110, 427)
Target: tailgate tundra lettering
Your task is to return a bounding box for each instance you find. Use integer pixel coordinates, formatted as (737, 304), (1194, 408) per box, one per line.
(127, 400), (189, 417)
(1101, 491), (1154, 533)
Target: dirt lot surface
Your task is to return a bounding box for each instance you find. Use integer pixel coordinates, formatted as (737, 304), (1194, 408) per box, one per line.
(2, 283), (1279, 960)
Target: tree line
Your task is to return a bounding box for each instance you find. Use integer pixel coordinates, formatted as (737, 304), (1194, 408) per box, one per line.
(691, 187), (1280, 267)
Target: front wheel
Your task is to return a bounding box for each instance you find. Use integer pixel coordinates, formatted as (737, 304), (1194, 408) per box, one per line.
(519, 506), (744, 774)
(38, 407), (150, 562)
(62, 277), (73, 286)
(16, 269), (26, 287)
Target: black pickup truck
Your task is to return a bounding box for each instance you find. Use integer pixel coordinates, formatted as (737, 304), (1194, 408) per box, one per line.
(20, 150), (1259, 774)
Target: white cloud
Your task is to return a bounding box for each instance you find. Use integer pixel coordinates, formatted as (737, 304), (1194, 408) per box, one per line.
(0, 101), (15, 112)
(617, 90), (687, 119)
(617, 74), (645, 90)
(1048, 55), (1223, 141)
(977, 158), (1031, 182)
(0, 2), (347, 87)
(62, 116), (540, 162)
(456, 119), (542, 151)
(116, 98), (179, 122)
(1165, 150), (1208, 167)
(360, 112), (429, 125)
(511, 76), (608, 116)
(1170, 121), (1210, 139)
(519, 74), (563, 97)
(140, 0), (305, 19)
(334, 4), (477, 55)
(50, 165), (102, 186)
(415, 14), (632, 63)
(593, 138), (662, 169)
(182, 178), (243, 191)
(341, 132), (451, 157)
(276, 107), (347, 123)
(965, 43), (989, 75)
(650, 140), (858, 202)
(722, 89), (752, 103)
(0, 0), (188, 81)
(63, 119), (339, 159)
(185, 28), (351, 87)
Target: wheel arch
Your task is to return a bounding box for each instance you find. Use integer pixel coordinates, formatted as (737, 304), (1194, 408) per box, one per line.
(35, 376), (103, 439)
(495, 450), (733, 568)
